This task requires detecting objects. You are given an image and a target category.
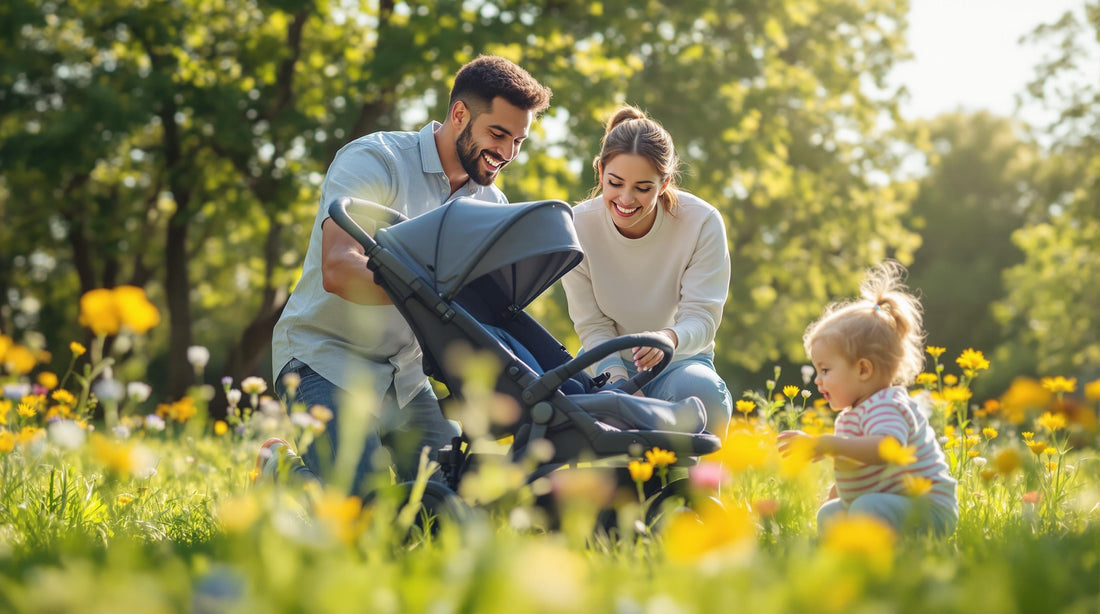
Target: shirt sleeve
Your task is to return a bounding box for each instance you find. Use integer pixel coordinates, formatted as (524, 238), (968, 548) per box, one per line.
(319, 144), (398, 231)
(669, 208), (731, 357)
(860, 403), (910, 443)
(560, 258), (629, 379)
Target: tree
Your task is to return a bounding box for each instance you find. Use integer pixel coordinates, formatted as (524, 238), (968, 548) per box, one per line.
(995, 2), (1100, 376)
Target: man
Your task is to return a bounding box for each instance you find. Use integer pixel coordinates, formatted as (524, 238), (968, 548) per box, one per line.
(259, 56), (552, 494)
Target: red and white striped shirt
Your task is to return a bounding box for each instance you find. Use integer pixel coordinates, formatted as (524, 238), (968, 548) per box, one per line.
(833, 387), (957, 511)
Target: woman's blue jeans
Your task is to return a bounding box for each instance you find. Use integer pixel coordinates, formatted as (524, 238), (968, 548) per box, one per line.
(621, 352), (733, 439)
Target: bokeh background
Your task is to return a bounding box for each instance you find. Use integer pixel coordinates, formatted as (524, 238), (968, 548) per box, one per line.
(2, 0), (1098, 410)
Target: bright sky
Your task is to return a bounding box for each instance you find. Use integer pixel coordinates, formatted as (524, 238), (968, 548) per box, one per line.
(891, 0), (1092, 123)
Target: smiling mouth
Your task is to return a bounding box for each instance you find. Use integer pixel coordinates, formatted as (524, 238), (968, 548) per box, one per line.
(482, 152), (504, 170)
(613, 201), (640, 216)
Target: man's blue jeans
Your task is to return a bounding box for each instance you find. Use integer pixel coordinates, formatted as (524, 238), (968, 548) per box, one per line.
(276, 359), (459, 496)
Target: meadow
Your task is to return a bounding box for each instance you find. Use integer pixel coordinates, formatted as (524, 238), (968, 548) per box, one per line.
(1, 287), (1098, 613)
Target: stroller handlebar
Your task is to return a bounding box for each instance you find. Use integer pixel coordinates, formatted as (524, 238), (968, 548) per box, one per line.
(521, 332), (673, 404)
(327, 197), (409, 253)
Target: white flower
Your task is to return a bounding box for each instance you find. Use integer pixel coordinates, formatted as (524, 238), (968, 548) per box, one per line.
(800, 390), (811, 399)
(187, 345), (210, 369)
(226, 389), (242, 407)
(131, 444), (159, 479)
(112, 425), (131, 440)
(93, 375), (124, 402)
(241, 376), (267, 395)
(290, 411), (317, 429)
(221, 376), (233, 389)
(144, 414), (166, 431)
(127, 381), (152, 403)
(801, 365), (815, 385)
(259, 397), (283, 417)
(2, 383), (31, 400)
(48, 420), (86, 450)
(972, 457), (988, 467)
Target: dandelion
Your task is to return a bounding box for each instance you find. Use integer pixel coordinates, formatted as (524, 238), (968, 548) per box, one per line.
(782, 385), (799, 399)
(926, 346), (946, 358)
(17, 400), (38, 419)
(942, 374), (959, 386)
(878, 438), (917, 466)
(127, 382), (152, 403)
(1040, 376), (1076, 395)
(1021, 431), (1034, 441)
(70, 342), (86, 357)
(1042, 447), (1057, 457)
(955, 348), (990, 373)
(1027, 440), (1048, 455)
(117, 495), (134, 505)
(1036, 411), (1066, 433)
(187, 346), (211, 370)
(903, 474), (933, 497)
(982, 427), (998, 440)
(735, 400), (756, 415)
(4, 345), (36, 375)
(214, 421), (228, 436)
(801, 365), (815, 385)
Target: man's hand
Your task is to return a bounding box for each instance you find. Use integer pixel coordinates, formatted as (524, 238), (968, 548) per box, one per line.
(321, 218), (393, 305)
(632, 328), (677, 371)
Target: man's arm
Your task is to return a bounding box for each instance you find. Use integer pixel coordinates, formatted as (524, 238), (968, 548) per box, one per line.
(321, 218), (392, 305)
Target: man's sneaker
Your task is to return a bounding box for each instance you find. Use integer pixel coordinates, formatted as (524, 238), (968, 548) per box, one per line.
(253, 437), (304, 485)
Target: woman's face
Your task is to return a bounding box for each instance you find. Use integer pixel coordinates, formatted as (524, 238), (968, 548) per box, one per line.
(600, 153), (668, 238)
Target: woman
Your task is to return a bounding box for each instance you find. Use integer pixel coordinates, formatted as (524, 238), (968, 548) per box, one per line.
(561, 106), (733, 437)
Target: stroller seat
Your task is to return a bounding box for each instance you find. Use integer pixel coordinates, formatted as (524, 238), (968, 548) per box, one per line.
(328, 196), (721, 486)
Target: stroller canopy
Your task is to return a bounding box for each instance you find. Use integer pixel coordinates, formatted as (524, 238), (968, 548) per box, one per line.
(377, 198), (583, 312)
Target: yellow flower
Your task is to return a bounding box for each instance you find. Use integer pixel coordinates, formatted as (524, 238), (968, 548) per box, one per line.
(79, 288), (122, 336)
(990, 446), (1020, 477)
(70, 342), (87, 357)
(1021, 431), (1034, 441)
(955, 348), (990, 372)
(734, 399), (756, 415)
(117, 495), (134, 505)
(903, 474), (933, 497)
(711, 429), (770, 472)
(36, 371), (59, 390)
(1027, 440), (1049, 455)
(0, 430), (13, 453)
(926, 346), (946, 358)
(783, 385), (800, 399)
(1036, 411), (1066, 433)
(1085, 379), (1100, 402)
(1045, 461), (1059, 472)
(314, 491), (366, 545)
(217, 495), (261, 534)
(0, 334), (9, 361)
(0, 400), (10, 425)
(114, 286), (161, 333)
(628, 460), (654, 483)
(644, 447), (677, 467)
(915, 373), (938, 386)
(982, 427), (998, 440)
(4, 344), (37, 375)
(1040, 376), (1077, 395)
(51, 389), (76, 406)
(1042, 447), (1057, 457)
(878, 438), (917, 466)
(942, 386), (971, 402)
(157, 397), (197, 423)
(942, 374), (959, 386)
(214, 421), (228, 436)
(822, 515), (897, 573)
(91, 434), (135, 474)
(17, 402), (37, 419)
(664, 500), (755, 564)
(78, 286), (160, 336)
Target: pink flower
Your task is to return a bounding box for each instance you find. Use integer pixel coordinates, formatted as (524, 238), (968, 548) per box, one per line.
(688, 461), (728, 491)
(1022, 491), (1042, 504)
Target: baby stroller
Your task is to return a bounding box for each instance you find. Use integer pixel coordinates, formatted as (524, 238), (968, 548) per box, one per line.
(328, 196), (722, 526)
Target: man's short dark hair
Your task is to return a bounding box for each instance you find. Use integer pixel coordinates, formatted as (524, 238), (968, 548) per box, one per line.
(449, 55), (552, 118)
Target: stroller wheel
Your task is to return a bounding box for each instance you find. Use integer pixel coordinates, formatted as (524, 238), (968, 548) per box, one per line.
(644, 478), (696, 528)
(391, 480), (471, 538)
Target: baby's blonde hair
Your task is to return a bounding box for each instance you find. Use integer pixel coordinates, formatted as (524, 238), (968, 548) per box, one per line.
(803, 261), (926, 386)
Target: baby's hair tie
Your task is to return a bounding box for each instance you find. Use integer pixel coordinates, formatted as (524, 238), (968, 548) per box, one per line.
(873, 303), (882, 312)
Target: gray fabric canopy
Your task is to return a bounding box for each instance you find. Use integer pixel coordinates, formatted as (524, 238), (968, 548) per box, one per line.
(376, 198), (583, 311)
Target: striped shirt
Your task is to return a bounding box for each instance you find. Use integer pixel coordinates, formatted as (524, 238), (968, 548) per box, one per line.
(833, 386), (957, 512)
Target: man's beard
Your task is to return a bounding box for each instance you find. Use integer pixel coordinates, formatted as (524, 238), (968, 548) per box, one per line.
(456, 123), (500, 186)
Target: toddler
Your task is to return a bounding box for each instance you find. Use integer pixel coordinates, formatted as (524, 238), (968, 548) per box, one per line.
(778, 261), (957, 535)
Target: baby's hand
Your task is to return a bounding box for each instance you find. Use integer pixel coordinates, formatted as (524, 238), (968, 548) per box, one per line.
(777, 430), (816, 459)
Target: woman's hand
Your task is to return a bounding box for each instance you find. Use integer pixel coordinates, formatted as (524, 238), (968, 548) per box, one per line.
(632, 328), (678, 371)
